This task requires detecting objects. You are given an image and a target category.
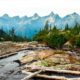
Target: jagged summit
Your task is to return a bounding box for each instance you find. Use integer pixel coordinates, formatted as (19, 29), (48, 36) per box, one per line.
(0, 12), (80, 38)
(72, 12), (79, 15)
(31, 13), (40, 20)
(2, 14), (9, 19)
(49, 12), (54, 16)
(33, 13), (40, 17)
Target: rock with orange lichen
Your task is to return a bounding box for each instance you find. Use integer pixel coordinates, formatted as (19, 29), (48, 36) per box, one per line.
(29, 50), (79, 69)
(20, 49), (54, 64)
(36, 49), (54, 60)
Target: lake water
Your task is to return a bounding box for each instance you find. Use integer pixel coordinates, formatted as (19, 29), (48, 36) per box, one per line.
(0, 49), (35, 80)
(0, 47), (49, 80)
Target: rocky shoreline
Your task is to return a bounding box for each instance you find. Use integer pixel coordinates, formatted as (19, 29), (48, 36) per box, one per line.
(0, 41), (80, 80)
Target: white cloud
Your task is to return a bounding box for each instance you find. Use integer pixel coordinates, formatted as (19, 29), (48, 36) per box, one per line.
(0, 0), (80, 17)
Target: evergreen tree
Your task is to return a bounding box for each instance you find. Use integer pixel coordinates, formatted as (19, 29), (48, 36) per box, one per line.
(64, 24), (69, 31)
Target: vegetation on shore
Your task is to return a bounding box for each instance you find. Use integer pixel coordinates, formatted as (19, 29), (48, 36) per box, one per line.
(33, 21), (80, 48)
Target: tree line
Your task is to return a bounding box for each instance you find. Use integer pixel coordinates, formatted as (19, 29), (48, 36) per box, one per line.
(0, 28), (29, 42)
(33, 21), (80, 48)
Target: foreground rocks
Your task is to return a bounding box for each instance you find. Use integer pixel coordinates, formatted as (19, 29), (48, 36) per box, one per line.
(0, 41), (44, 57)
(0, 41), (80, 72)
(20, 49), (80, 71)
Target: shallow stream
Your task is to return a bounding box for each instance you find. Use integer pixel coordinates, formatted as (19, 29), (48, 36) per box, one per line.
(0, 47), (49, 80)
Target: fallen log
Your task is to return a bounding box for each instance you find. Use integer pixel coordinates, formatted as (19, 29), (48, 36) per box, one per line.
(22, 70), (66, 80)
(22, 66), (80, 80)
(34, 74), (66, 80)
(21, 70), (42, 80)
(24, 65), (80, 75)
(0, 48), (28, 59)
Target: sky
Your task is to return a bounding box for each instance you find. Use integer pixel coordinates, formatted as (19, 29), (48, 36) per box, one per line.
(0, 0), (80, 17)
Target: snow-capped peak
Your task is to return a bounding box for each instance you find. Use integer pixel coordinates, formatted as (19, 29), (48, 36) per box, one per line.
(31, 13), (40, 20)
(2, 14), (9, 19)
(49, 12), (54, 16)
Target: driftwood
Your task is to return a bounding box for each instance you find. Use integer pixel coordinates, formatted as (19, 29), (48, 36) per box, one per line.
(22, 70), (66, 80)
(24, 66), (80, 75)
(21, 70), (42, 80)
(0, 48), (28, 59)
(36, 74), (66, 80)
(21, 66), (80, 80)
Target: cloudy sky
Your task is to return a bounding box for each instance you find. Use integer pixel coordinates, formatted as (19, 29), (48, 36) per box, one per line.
(0, 0), (80, 17)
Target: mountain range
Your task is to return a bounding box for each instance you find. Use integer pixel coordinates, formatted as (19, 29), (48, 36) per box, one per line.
(0, 12), (80, 38)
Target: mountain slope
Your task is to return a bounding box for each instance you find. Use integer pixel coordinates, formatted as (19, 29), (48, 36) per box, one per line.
(0, 12), (80, 38)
